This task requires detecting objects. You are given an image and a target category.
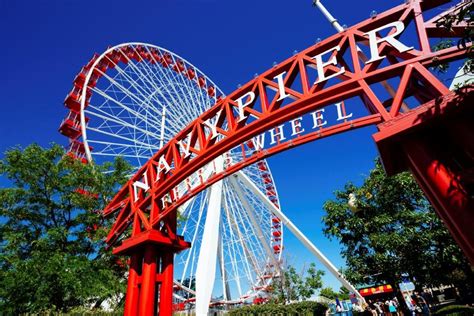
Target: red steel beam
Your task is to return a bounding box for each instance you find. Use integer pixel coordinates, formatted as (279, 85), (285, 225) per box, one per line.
(97, 1), (473, 313)
(104, 0), (471, 248)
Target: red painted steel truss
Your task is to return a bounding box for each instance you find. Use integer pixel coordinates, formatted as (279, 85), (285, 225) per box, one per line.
(81, 0), (472, 315)
(104, 0), (469, 246)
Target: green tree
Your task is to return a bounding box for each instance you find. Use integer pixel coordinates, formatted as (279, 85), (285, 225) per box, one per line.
(320, 287), (338, 300)
(432, 1), (473, 79)
(338, 286), (350, 300)
(436, 1), (473, 75)
(322, 160), (473, 297)
(319, 286), (350, 301)
(272, 263), (324, 303)
(0, 144), (132, 313)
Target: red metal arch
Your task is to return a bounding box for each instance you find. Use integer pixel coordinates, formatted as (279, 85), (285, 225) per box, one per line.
(59, 42), (286, 260)
(99, 1), (472, 315)
(104, 0), (468, 246)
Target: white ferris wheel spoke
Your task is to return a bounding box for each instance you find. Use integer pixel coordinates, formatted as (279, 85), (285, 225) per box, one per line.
(177, 196), (197, 236)
(224, 186), (260, 285)
(139, 50), (206, 120)
(179, 191), (208, 284)
(97, 65), (163, 116)
(85, 105), (163, 143)
(222, 193), (244, 297)
(90, 78), (164, 130)
(85, 126), (157, 151)
(121, 52), (198, 121)
(103, 60), (193, 129)
(228, 176), (280, 272)
(111, 54), (174, 110)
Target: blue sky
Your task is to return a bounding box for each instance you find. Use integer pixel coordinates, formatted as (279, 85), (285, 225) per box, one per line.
(1, 0), (452, 292)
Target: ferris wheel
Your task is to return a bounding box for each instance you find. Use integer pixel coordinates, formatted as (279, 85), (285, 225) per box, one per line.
(58, 43), (284, 312)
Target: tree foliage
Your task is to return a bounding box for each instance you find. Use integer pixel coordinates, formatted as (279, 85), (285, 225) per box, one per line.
(0, 144), (132, 313)
(433, 304), (474, 315)
(319, 286), (350, 301)
(322, 160), (473, 295)
(228, 301), (327, 315)
(272, 263), (324, 303)
(319, 287), (339, 300)
(433, 1), (473, 77)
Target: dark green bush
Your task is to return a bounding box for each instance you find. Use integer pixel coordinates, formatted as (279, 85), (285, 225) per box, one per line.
(433, 304), (474, 315)
(228, 301), (327, 315)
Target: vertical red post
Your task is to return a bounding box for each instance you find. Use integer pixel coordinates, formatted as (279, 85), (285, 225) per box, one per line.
(159, 211), (177, 315)
(139, 245), (158, 316)
(402, 137), (474, 264)
(124, 253), (141, 316)
(159, 253), (174, 315)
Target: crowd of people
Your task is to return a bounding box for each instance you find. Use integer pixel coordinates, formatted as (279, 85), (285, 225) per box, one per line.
(363, 298), (399, 315)
(361, 292), (430, 316)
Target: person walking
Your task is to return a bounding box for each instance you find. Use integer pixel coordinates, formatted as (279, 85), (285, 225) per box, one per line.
(386, 299), (397, 315)
(374, 301), (384, 316)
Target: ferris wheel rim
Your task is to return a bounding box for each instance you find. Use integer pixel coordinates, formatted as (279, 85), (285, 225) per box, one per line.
(79, 42), (225, 163)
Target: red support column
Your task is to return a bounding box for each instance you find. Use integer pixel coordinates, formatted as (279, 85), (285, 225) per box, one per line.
(159, 252), (174, 315)
(124, 253), (141, 316)
(139, 245), (158, 316)
(402, 137), (474, 264)
(113, 229), (190, 316)
(158, 211), (177, 315)
(375, 88), (474, 264)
